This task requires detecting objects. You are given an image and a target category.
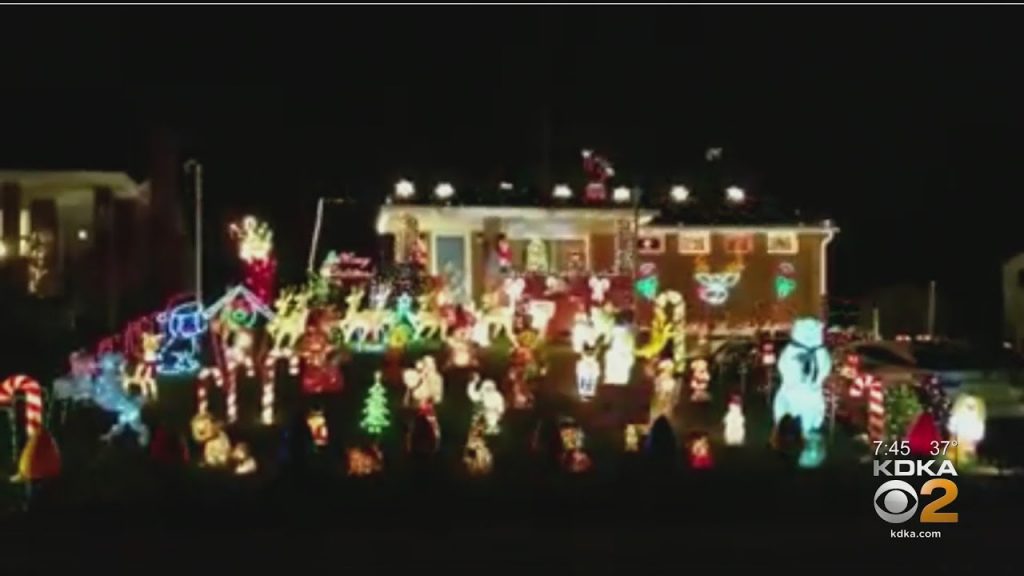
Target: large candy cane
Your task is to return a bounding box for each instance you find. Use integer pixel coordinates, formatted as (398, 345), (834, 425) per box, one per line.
(261, 352), (297, 425)
(0, 375), (44, 439)
(196, 367), (224, 416)
(866, 375), (885, 442)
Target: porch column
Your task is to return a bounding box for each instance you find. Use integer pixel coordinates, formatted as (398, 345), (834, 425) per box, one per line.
(1, 182), (19, 252)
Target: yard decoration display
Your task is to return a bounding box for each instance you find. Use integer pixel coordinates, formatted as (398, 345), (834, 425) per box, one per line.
(688, 433), (714, 469)
(298, 324), (344, 395)
(446, 326), (477, 368)
(232, 443), (257, 475)
(52, 351), (96, 423)
(0, 375), (44, 466)
(694, 259), (742, 306)
(467, 373), (505, 435)
(773, 318), (832, 469)
(576, 345), (601, 401)
(403, 357), (444, 409)
(635, 262), (658, 301)
(92, 353), (150, 446)
(229, 215), (277, 304)
(196, 367), (226, 419)
(413, 290), (448, 340)
(948, 394), (985, 465)
(884, 382), (923, 440)
(155, 299), (209, 376)
(471, 293), (517, 348)
(775, 262), (797, 300)
(723, 395), (746, 446)
(191, 413), (232, 468)
(360, 371), (390, 437)
(265, 288), (309, 370)
(347, 445), (383, 476)
(525, 237), (549, 274)
(306, 409), (329, 448)
(604, 323), (634, 385)
(689, 358), (711, 402)
(559, 420), (592, 473)
(124, 331), (161, 401)
(637, 291), (684, 363)
(865, 374), (885, 442)
(463, 419), (494, 476)
(11, 428), (61, 484)
(650, 359), (679, 423)
(589, 275), (610, 304)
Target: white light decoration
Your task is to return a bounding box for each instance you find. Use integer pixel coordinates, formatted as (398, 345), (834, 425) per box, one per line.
(612, 186), (631, 204)
(603, 325), (634, 386)
(725, 186), (746, 204)
(723, 396), (745, 446)
(434, 182), (455, 200)
(670, 185), (690, 203)
(0, 242), (7, 259)
(553, 184), (572, 199)
(949, 394), (985, 464)
(499, 181), (513, 191)
(395, 179), (415, 199)
(576, 348), (601, 400)
(467, 375), (505, 435)
(77, 228), (89, 241)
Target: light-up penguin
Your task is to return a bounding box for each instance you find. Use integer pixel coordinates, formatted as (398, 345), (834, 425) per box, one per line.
(773, 317), (833, 468)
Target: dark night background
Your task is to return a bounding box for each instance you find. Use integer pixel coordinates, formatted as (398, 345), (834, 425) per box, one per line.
(0, 10), (1020, 339)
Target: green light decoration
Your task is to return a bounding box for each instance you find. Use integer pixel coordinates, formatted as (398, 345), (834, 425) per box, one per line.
(775, 276), (797, 300)
(884, 382), (923, 441)
(635, 276), (658, 301)
(395, 292), (415, 326)
(360, 371), (391, 436)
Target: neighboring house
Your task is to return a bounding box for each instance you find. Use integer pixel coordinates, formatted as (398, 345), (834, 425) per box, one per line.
(1002, 253), (1024, 349)
(375, 195), (837, 333)
(0, 170), (192, 333)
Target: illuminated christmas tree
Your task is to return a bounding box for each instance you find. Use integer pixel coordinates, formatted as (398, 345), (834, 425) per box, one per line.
(884, 382), (922, 441)
(360, 372), (391, 437)
(525, 238), (549, 273)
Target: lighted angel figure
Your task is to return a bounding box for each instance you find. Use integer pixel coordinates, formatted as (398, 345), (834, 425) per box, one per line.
(467, 373), (505, 435)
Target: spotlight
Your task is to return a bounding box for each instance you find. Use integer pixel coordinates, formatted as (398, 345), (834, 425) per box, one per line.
(434, 182), (455, 200)
(499, 181), (513, 191)
(553, 184), (572, 199)
(395, 179), (415, 199)
(77, 228), (89, 241)
(725, 186), (746, 204)
(670, 185), (690, 203)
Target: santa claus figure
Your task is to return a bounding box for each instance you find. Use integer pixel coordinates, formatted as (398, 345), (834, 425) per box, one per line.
(299, 328), (343, 395)
(467, 373), (506, 435)
(403, 357), (444, 409)
(496, 234), (512, 274)
(689, 434), (714, 469)
(306, 409), (329, 448)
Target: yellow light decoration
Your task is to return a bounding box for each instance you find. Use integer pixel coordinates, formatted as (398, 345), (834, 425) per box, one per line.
(949, 395), (985, 465)
(230, 216), (273, 263)
(603, 324), (634, 386)
(232, 443), (257, 475)
(307, 409), (329, 447)
(650, 359), (679, 423)
(612, 186), (632, 204)
(347, 446), (383, 476)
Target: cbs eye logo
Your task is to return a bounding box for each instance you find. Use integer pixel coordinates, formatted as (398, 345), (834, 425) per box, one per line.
(873, 479), (959, 524)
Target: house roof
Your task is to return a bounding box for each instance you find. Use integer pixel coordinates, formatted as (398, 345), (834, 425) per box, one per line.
(0, 170), (143, 200)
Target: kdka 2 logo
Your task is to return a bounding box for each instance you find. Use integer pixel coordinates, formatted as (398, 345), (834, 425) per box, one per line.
(872, 442), (960, 524)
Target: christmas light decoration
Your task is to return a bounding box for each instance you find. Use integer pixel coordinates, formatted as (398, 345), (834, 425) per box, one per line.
(434, 182), (455, 200)
(553, 184), (573, 199)
(695, 269), (741, 306)
(124, 331), (161, 401)
(624, 424), (643, 452)
(635, 271), (658, 301)
(92, 353), (149, 445)
(527, 300), (555, 334)
(670, 185), (690, 203)
(446, 327), (476, 368)
(155, 300), (208, 376)
(403, 356), (444, 409)
(0, 375), (44, 447)
(298, 327), (343, 395)
(232, 443), (257, 475)
(229, 216), (276, 304)
(773, 318), (831, 443)
(576, 347), (601, 400)
(347, 445), (383, 476)
(395, 179), (415, 199)
(196, 367), (224, 417)
(884, 382), (923, 441)
(723, 395), (746, 446)
(504, 276), (526, 312)
(688, 434), (714, 469)
(907, 412), (942, 456)
(588, 276), (610, 304)
(11, 428), (61, 483)
(949, 394), (985, 464)
(464, 420), (493, 476)
(866, 374), (885, 442)
(689, 358), (711, 402)
(52, 351), (96, 409)
(525, 238), (549, 273)
(614, 217), (635, 274)
(559, 421), (592, 473)
(612, 186), (632, 204)
(918, 375), (952, 431)
(775, 263), (798, 300)
(650, 359), (679, 422)
(467, 374), (505, 435)
(25, 232), (50, 295)
(604, 324), (635, 386)
(306, 409), (329, 448)
(360, 372), (390, 436)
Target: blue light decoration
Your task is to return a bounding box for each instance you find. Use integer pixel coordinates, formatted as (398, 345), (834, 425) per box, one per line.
(773, 317), (832, 468)
(775, 262), (797, 300)
(156, 300), (209, 376)
(695, 271), (741, 306)
(394, 292), (415, 327)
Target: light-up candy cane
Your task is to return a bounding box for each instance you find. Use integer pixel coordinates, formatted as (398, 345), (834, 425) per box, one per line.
(229, 216), (276, 305)
(865, 374), (885, 442)
(196, 367), (225, 417)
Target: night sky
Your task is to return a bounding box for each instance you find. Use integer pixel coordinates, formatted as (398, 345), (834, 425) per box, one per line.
(1, 10), (1020, 337)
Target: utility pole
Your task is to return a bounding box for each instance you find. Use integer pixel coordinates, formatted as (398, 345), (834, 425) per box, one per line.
(185, 159), (203, 306)
(927, 280), (936, 337)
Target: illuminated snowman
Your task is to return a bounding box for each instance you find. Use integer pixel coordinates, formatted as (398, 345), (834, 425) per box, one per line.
(723, 395), (746, 446)
(603, 324), (634, 385)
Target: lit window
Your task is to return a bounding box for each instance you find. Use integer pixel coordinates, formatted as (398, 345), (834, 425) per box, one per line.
(19, 209), (30, 255)
(766, 231), (799, 254)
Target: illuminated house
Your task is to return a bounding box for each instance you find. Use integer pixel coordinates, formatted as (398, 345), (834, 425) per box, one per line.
(376, 191), (837, 333)
(0, 170), (192, 330)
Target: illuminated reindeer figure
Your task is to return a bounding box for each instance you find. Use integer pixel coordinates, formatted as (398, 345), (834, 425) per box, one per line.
(695, 259), (742, 307)
(338, 284), (393, 344)
(266, 288), (310, 356)
(471, 291), (518, 348)
(413, 290), (448, 340)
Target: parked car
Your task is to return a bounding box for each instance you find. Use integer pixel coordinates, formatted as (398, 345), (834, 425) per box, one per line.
(836, 340), (1024, 417)
(709, 335), (790, 388)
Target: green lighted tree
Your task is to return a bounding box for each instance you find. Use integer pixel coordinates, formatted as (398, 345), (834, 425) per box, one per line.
(884, 382), (923, 441)
(360, 372), (391, 436)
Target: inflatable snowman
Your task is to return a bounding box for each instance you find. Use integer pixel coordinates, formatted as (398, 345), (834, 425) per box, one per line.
(773, 317), (832, 468)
